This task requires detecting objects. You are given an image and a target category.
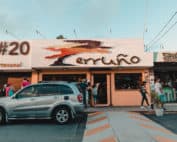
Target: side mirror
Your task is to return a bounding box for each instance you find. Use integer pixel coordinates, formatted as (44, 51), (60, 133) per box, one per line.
(11, 96), (16, 99)
(12, 95), (17, 99)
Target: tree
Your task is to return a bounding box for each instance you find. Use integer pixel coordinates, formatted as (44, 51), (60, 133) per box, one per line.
(56, 35), (65, 39)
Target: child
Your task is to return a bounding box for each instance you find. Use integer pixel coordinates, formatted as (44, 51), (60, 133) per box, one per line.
(92, 83), (98, 105)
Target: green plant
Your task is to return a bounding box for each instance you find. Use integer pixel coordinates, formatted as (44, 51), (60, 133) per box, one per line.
(150, 91), (162, 108)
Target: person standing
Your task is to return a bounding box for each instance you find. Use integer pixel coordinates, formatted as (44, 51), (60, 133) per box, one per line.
(9, 85), (14, 97)
(92, 83), (98, 106)
(87, 82), (92, 106)
(5, 83), (14, 97)
(154, 78), (164, 101)
(155, 78), (166, 108)
(154, 78), (163, 95)
(5, 84), (10, 97)
(1, 84), (7, 96)
(79, 78), (88, 108)
(21, 78), (31, 88)
(140, 81), (150, 109)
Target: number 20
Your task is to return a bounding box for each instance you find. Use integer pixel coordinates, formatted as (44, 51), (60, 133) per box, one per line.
(9, 41), (30, 55)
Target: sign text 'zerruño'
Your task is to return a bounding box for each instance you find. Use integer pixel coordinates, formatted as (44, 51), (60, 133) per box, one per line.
(76, 54), (140, 65)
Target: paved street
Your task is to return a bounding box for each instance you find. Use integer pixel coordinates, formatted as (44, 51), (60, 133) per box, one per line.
(0, 114), (87, 142)
(83, 110), (177, 142)
(143, 112), (177, 134)
(2, 109), (177, 142)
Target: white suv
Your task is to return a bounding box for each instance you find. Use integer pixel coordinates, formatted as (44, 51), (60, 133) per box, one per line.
(0, 81), (84, 125)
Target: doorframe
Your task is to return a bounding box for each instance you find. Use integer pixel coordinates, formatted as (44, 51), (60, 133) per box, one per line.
(90, 72), (111, 106)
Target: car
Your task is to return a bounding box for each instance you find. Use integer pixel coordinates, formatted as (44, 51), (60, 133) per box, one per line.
(0, 81), (84, 125)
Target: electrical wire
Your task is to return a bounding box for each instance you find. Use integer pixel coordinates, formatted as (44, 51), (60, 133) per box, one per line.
(147, 11), (177, 48)
(143, 0), (149, 40)
(148, 20), (177, 50)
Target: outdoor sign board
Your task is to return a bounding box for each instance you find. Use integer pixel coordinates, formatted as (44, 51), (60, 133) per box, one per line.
(0, 41), (31, 70)
(154, 52), (177, 62)
(0, 39), (153, 70)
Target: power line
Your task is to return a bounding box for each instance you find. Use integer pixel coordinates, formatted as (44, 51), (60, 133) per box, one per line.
(148, 20), (177, 50)
(143, 0), (149, 40)
(147, 11), (177, 48)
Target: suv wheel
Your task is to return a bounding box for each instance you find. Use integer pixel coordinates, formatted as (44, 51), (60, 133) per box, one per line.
(0, 108), (6, 125)
(54, 107), (71, 124)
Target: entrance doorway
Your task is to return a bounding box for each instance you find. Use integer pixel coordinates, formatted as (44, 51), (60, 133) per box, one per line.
(93, 74), (109, 105)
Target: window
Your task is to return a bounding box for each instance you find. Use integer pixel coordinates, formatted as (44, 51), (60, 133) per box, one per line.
(16, 86), (37, 98)
(59, 85), (73, 95)
(37, 85), (59, 96)
(115, 73), (142, 89)
(76, 84), (82, 93)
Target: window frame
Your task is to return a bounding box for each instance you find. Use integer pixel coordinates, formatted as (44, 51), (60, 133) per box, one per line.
(114, 73), (142, 90)
(36, 84), (60, 96)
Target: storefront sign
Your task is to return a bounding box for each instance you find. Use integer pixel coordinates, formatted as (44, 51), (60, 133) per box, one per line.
(163, 53), (177, 62)
(154, 52), (177, 62)
(0, 41), (31, 70)
(76, 54), (140, 65)
(0, 39), (153, 69)
(0, 63), (22, 67)
(31, 39), (152, 67)
(0, 41), (30, 56)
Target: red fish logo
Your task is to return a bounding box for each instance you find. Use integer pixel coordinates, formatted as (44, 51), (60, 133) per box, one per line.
(45, 40), (112, 66)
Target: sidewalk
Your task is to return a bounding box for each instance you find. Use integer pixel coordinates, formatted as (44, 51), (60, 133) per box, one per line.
(83, 109), (177, 142)
(84, 106), (151, 112)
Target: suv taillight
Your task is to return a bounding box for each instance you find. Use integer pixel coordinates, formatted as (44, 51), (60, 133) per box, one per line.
(77, 94), (83, 103)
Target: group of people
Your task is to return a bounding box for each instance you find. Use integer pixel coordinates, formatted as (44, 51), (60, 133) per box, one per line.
(140, 78), (174, 109)
(0, 78), (31, 97)
(0, 83), (15, 97)
(78, 78), (104, 108)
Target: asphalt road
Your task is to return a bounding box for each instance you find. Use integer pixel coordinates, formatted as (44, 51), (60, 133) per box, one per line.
(0, 114), (87, 142)
(143, 112), (177, 134)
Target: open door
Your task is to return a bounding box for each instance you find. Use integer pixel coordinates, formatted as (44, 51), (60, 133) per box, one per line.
(92, 73), (110, 106)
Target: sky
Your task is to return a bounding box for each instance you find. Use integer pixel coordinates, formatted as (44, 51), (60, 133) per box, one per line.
(0, 0), (177, 51)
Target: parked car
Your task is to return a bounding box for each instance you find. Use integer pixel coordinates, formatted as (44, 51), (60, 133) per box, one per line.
(0, 81), (84, 125)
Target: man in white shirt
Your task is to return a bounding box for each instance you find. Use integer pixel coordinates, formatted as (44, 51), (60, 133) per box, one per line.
(154, 78), (166, 109)
(154, 78), (163, 96)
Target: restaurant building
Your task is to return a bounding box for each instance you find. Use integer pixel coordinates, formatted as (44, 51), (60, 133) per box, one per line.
(0, 39), (153, 106)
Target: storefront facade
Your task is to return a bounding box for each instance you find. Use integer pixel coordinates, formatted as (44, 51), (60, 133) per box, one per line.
(153, 52), (177, 102)
(0, 39), (153, 106)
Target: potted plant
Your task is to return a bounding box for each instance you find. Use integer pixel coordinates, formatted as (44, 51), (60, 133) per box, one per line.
(150, 91), (164, 116)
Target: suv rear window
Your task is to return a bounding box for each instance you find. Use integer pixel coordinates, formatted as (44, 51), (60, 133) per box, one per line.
(76, 84), (82, 93)
(59, 85), (73, 95)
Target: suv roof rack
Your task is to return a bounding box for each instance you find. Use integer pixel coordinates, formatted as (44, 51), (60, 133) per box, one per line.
(38, 81), (72, 83)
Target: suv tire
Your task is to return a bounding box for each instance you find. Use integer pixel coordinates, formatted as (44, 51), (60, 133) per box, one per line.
(53, 107), (71, 124)
(0, 108), (6, 125)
